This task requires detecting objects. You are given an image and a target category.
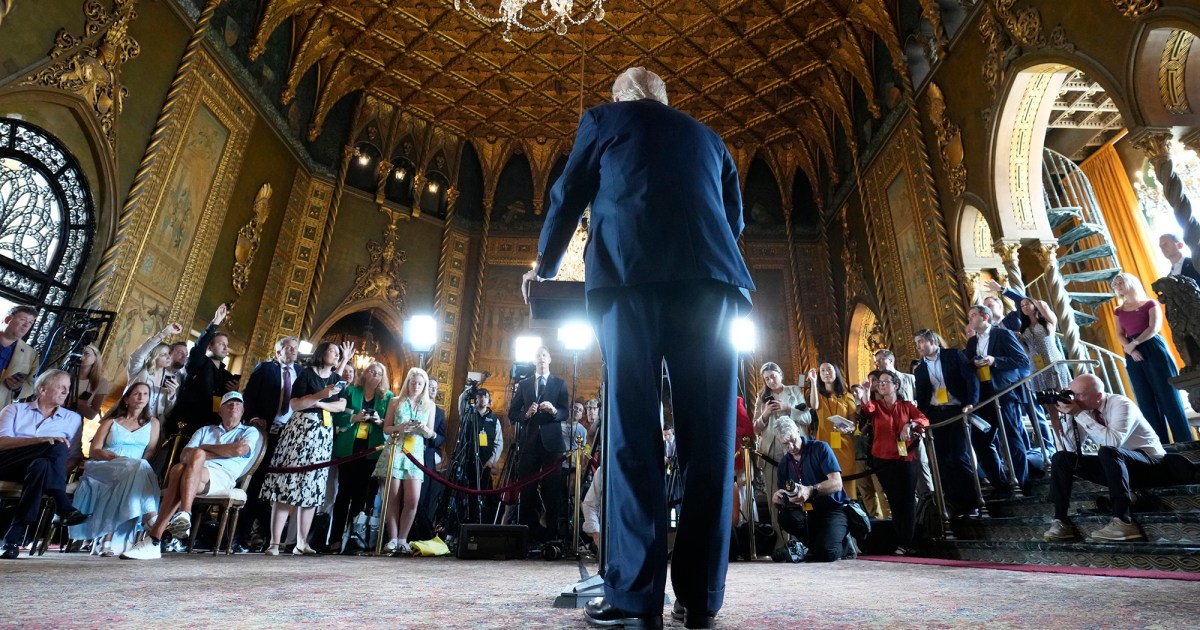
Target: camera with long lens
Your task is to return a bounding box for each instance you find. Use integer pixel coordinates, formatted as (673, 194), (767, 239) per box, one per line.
(1034, 389), (1075, 406)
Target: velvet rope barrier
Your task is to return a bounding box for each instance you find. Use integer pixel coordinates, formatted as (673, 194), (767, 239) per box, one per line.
(266, 444), (385, 474)
(400, 449), (568, 496)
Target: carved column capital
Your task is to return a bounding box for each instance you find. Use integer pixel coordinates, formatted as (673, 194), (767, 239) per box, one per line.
(993, 239), (1022, 263)
(1129, 128), (1175, 165)
(445, 186), (460, 210)
(1182, 129), (1200, 156)
(1030, 240), (1060, 269)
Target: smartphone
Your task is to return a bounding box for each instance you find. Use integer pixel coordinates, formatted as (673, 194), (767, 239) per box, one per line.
(335, 380), (348, 390)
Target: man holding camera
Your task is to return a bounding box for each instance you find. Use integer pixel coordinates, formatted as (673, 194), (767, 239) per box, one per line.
(456, 386), (503, 523)
(772, 418), (850, 562)
(1044, 374), (1165, 542)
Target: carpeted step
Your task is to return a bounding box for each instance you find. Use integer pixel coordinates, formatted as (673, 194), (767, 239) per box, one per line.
(948, 512), (1200, 545)
(918, 539), (1200, 572)
(985, 484), (1200, 518)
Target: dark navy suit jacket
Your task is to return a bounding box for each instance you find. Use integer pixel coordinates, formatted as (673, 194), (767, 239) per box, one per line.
(535, 99), (755, 302)
(507, 373), (570, 453)
(965, 326), (1030, 403)
(243, 360), (286, 424)
(913, 348), (980, 414)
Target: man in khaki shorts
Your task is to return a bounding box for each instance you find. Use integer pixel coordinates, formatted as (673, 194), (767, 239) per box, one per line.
(121, 391), (261, 560)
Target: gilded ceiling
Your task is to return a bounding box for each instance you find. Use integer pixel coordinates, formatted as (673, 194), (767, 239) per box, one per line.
(252, 0), (903, 168)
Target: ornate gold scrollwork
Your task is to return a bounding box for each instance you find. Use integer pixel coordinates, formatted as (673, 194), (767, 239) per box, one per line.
(979, 1), (1074, 100)
(927, 83), (967, 199)
(1111, 0), (1160, 19)
(348, 222), (409, 316)
(19, 0), (141, 148)
(233, 184), (272, 296)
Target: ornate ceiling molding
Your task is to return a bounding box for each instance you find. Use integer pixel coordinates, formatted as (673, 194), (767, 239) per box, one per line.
(250, 0), (896, 152)
(1160, 29), (1194, 116)
(927, 82), (967, 199)
(978, 0), (1075, 101)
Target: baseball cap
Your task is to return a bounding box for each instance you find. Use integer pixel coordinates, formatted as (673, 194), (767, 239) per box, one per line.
(221, 391), (244, 405)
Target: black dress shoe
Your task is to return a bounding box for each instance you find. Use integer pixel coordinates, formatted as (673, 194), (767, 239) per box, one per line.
(55, 509), (88, 527)
(1, 544), (19, 559)
(671, 600), (716, 629)
(583, 597), (662, 628)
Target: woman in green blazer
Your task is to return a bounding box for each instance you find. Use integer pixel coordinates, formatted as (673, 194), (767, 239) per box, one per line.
(330, 361), (393, 551)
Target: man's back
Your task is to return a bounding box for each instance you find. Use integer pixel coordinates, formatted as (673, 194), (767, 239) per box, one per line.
(540, 99), (753, 297)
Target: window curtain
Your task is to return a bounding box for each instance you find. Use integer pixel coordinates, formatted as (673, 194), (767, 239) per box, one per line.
(1079, 136), (1181, 365)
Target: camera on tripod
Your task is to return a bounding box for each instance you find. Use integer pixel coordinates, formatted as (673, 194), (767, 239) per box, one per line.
(1034, 389), (1075, 406)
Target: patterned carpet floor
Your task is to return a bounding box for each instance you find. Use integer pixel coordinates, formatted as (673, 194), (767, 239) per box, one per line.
(2, 553), (1194, 628)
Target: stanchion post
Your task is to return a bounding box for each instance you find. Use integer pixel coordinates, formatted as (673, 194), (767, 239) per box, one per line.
(962, 417), (987, 513)
(740, 436), (755, 560)
(991, 399), (1021, 492)
(163, 421), (187, 486)
(573, 434), (584, 559)
(923, 432), (950, 539)
(374, 433), (400, 556)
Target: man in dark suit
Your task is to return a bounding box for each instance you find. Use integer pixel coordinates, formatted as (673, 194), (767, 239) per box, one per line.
(233, 335), (299, 551)
(523, 67), (754, 629)
(167, 304), (238, 438)
(1159, 233), (1200, 284)
(507, 346), (569, 544)
(965, 304), (1033, 493)
(912, 329), (988, 512)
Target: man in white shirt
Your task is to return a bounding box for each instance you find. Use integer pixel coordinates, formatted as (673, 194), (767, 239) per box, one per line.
(1043, 374), (1167, 543)
(0, 369), (86, 559)
(121, 391), (261, 559)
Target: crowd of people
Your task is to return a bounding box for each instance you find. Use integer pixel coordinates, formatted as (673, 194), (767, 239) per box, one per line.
(0, 301), (603, 560)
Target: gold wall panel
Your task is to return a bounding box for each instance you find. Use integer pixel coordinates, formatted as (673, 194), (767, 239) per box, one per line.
(429, 227), (472, 407)
(99, 49), (252, 382)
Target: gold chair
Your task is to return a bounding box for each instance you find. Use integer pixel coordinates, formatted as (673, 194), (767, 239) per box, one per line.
(185, 427), (268, 555)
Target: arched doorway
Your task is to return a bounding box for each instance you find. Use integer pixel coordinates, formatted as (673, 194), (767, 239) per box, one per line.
(0, 117), (94, 345)
(846, 302), (883, 384)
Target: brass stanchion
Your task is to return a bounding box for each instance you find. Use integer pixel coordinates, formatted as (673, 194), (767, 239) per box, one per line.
(740, 436), (756, 560)
(374, 433), (400, 556)
(572, 435), (585, 559)
(162, 421), (187, 486)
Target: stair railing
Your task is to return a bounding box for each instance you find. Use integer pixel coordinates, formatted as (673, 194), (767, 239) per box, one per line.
(921, 359), (1098, 540)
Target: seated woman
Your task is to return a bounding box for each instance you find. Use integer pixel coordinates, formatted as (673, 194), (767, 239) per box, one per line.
(772, 418), (851, 562)
(69, 382), (161, 556)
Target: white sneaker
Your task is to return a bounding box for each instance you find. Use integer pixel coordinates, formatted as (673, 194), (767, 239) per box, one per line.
(383, 539), (400, 553)
(1089, 517), (1144, 542)
(119, 538), (162, 560)
(1043, 519), (1076, 541)
(397, 541), (413, 556)
(165, 512), (191, 540)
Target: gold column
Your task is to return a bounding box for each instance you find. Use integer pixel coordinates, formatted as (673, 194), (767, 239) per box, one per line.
(430, 186), (462, 376)
(1182, 129), (1200, 155)
(785, 200), (816, 370)
(958, 269), (982, 307)
(0, 1), (12, 29)
(84, 0), (225, 308)
(302, 145), (354, 337)
(994, 240), (1025, 295)
(1031, 241), (1086, 361)
(466, 193), (496, 371)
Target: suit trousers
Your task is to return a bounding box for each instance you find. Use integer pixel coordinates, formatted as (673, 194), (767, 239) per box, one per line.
(776, 505), (849, 562)
(0, 442), (74, 544)
(875, 458), (920, 548)
(1126, 335), (1193, 444)
(976, 392), (1030, 488)
(1049, 447), (1163, 522)
(590, 281), (741, 616)
(926, 406), (977, 506)
(517, 434), (565, 542)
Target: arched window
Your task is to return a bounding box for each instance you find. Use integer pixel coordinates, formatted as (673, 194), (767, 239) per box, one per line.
(0, 118), (94, 337)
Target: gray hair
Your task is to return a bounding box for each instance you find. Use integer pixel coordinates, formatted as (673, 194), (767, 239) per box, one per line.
(612, 67), (669, 105)
(274, 335), (299, 352)
(34, 369), (69, 393)
(777, 418), (801, 443)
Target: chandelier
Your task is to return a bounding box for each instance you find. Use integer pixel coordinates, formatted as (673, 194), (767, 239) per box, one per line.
(352, 315), (380, 372)
(454, 0), (606, 41)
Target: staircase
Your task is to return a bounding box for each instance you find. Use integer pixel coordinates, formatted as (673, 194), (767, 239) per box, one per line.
(1030, 149), (1122, 329)
(918, 440), (1200, 572)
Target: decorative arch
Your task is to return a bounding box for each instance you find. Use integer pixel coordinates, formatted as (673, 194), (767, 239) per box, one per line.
(1130, 22), (1200, 126)
(989, 55), (1132, 242)
(846, 301), (882, 384)
(310, 299), (419, 390)
(0, 117), (95, 345)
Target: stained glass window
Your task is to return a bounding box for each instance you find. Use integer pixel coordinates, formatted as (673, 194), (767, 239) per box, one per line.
(0, 118), (94, 346)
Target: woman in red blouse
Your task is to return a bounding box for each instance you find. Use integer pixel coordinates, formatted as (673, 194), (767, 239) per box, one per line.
(858, 370), (929, 552)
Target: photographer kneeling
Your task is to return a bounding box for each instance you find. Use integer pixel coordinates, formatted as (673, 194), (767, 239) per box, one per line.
(1044, 374), (1166, 542)
(772, 418), (852, 562)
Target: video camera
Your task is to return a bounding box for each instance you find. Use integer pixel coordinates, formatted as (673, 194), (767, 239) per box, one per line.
(1034, 389), (1075, 406)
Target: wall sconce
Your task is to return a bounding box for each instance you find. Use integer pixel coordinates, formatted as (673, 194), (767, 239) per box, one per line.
(428, 181), (440, 193)
(395, 167), (407, 181)
(352, 146), (372, 166)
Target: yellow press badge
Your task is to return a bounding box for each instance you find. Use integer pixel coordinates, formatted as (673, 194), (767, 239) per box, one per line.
(896, 440), (908, 458)
(212, 396), (221, 412)
(936, 387), (949, 404)
(355, 423), (370, 439)
(829, 430), (842, 450)
(403, 435), (417, 453)
(977, 366), (992, 382)
(478, 431), (488, 447)
(321, 410), (332, 427)
(1033, 355), (1046, 370)
(803, 501), (814, 512)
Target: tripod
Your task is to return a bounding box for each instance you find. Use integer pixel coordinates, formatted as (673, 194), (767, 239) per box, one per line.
(435, 396), (489, 533)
